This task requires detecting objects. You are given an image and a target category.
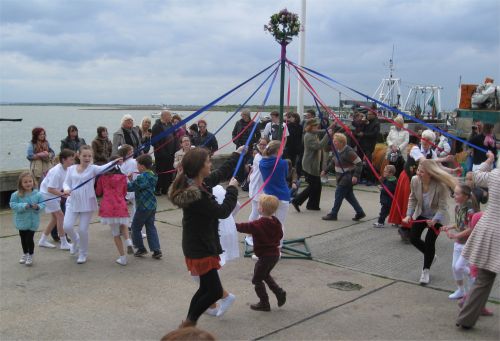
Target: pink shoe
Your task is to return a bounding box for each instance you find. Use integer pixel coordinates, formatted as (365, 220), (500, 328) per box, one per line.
(481, 307), (494, 316)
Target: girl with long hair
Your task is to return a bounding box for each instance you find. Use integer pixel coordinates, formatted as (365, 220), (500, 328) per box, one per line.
(27, 127), (55, 187)
(169, 146), (244, 327)
(402, 159), (457, 285)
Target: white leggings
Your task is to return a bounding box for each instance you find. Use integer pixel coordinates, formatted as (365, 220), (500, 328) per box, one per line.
(63, 211), (93, 257)
(275, 200), (289, 246)
(452, 242), (470, 281)
(249, 200), (260, 221)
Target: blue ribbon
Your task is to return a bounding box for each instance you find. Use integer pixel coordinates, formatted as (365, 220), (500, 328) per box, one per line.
(140, 60), (280, 153)
(38, 61), (281, 204)
(202, 63), (280, 148)
(289, 60), (488, 154)
(232, 67), (280, 178)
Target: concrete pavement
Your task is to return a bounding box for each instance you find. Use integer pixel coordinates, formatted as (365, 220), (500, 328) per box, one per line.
(0, 182), (498, 340)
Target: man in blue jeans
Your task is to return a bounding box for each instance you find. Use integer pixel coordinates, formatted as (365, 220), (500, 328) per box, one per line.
(322, 133), (366, 221)
(127, 154), (162, 259)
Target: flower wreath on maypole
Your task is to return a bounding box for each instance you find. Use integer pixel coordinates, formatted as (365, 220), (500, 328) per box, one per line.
(264, 8), (301, 44)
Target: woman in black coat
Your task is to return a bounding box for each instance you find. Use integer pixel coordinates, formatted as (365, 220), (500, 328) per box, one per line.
(169, 145), (244, 327)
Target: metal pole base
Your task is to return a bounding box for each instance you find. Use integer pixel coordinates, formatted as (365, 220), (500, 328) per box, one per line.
(244, 238), (312, 260)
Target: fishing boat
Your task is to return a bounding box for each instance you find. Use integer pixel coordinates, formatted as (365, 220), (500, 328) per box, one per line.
(452, 77), (500, 138)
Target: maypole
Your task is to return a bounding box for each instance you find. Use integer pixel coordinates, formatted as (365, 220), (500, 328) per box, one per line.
(264, 9), (311, 259)
(265, 8), (301, 138)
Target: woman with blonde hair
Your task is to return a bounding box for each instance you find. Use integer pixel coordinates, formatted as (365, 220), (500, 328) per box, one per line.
(389, 129), (453, 242)
(402, 159), (457, 285)
(137, 116), (152, 154)
(291, 118), (330, 212)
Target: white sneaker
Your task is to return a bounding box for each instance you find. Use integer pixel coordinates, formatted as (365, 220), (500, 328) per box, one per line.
(115, 256), (127, 266)
(245, 235), (254, 246)
(69, 242), (79, 255)
(372, 223), (385, 228)
(19, 254), (28, 264)
(449, 288), (465, 300)
(38, 239), (56, 249)
(60, 240), (71, 250)
(77, 255), (87, 264)
(419, 269), (430, 285)
(251, 254), (259, 261)
(204, 307), (218, 316)
(216, 293), (235, 317)
(25, 254), (33, 266)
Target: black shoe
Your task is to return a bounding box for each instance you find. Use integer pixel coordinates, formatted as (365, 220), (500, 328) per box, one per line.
(250, 301), (271, 312)
(154, 191), (162, 196)
(352, 213), (366, 221)
(322, 214), (337, 221)
(398, 227), (411, 244)
(134, 249), (148, 257)
(276, 290), (286, 307)
(456, 323), (472, 330)
(291, 200), (301, 213)
(152, 250), (163, 259)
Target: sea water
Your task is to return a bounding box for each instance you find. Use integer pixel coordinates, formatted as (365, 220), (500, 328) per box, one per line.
(0, 105), (256, 171)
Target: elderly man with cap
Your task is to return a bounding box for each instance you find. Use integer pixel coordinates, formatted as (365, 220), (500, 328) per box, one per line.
(112, 114), (141, 156)
(151, 110), (177, 196)
(232, 109), (261, 183)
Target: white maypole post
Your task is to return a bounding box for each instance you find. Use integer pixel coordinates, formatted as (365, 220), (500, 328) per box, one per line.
(297, 0), (306, 114)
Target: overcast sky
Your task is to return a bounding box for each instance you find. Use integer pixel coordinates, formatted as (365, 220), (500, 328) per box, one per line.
(1, 0), (499, 110)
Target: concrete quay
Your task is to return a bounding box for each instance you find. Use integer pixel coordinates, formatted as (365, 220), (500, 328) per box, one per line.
(0, 182), (498, 340)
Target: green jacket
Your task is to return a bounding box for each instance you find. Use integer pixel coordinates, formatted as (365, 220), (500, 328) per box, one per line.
(302, 132), (329, 176)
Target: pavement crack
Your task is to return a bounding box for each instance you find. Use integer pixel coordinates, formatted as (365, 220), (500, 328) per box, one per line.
(253, 281), (397, 340)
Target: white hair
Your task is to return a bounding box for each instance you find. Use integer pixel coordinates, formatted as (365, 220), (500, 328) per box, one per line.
(121, 114), (134, 125)
(421, 129), (436, 143)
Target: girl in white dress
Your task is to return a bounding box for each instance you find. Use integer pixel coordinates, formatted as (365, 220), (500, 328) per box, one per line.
(38, 149), (75, 250)
(246, 137), (268, 247)
(63, 145), (119, 264)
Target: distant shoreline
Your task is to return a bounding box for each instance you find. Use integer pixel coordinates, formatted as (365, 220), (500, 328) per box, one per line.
(0, 103), (325, 112)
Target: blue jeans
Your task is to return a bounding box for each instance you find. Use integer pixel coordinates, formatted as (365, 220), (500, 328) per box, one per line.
(131, 209), (161, 252)
(329, 184), (364, 217)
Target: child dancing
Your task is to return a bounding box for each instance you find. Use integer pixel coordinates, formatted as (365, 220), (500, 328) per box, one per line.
(236, 194), (286, 311)
(10, 172), (46, 266)
(127, 154), (162, 259)
(38, 149), (75, 249)
(96, 160), (133, 265)
(62, 145), (118, 264)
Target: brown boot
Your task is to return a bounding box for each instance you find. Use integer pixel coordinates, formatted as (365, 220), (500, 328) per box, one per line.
(178, 319), (196, 328)
(250, 301), (271, 312)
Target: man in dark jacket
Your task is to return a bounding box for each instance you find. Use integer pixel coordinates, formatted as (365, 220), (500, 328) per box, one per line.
(356, 111), (380, 185)
(196, 120), (218, 155)
(151, 110), (177, 196)
(232, 109), (260, 183)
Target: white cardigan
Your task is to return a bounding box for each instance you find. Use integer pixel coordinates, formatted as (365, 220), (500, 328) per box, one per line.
(386, 126), (409, 158)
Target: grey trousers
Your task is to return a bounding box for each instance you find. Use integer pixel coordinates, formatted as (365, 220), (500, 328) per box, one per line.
(456, 268), (496, 327)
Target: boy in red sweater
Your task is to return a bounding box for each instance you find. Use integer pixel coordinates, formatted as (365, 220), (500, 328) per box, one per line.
(236, 194), (286, 311)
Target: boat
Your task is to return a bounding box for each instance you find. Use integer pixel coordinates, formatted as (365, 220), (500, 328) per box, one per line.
(0, 118), (23, 122)
(452, 77), (500, 138)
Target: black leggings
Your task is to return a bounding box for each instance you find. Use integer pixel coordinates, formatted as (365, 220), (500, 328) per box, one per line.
(187, 269), (223, 322)
(19, 230), (35, 255)
(410, 217), (441, 269)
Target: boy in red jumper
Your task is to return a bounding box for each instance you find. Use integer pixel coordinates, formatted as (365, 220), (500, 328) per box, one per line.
(236, 194), (286, 311)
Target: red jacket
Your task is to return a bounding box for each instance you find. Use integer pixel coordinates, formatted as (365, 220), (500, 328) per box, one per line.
(96, 173), (129, 218)
(236, 216), (283, 257)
